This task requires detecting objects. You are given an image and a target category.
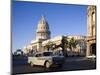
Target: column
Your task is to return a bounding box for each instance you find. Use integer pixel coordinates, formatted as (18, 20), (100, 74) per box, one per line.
(37, 40), (42, 52)
(86, 42), (91, 56)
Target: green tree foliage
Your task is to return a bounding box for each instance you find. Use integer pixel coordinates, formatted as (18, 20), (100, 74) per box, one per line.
(68, 37), (77, 51)
(61, 36), (68, 57)
(45, 41), (55, 51)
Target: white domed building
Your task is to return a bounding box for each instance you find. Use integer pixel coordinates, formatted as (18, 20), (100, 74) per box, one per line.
(23, 15), (86, 56)
(36, 15), (51, 40)
(23, 16), (51, 54)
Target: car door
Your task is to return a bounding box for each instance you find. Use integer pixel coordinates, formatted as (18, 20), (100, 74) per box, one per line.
(37, 56), (45, 65)
(34, 53), (45, 65)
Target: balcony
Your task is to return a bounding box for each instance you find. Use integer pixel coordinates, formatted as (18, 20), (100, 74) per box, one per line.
(86, 36), (96, 41)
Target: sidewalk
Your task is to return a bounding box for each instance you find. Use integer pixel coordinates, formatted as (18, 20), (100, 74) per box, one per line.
(65, 57), (87, 62)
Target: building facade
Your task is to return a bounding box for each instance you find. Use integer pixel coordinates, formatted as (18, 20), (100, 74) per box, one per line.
(23, 16), (86, 56)
(23, 16), (51, 54)
(86, 6), (96, 56)
(36, 15), (51, 40)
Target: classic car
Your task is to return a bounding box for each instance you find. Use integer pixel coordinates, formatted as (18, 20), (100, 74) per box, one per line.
(28, 51), (65, 68)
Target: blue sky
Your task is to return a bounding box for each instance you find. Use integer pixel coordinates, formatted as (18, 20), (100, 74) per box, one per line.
(12, 1), (87, 52)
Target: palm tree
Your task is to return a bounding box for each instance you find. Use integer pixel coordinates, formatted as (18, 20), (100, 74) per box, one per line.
(68, 37), (77, 51)
(61, 36), (68, 57)
(45, 41), (55, 51)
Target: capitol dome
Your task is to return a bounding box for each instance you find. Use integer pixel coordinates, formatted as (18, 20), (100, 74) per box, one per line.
(36, 16), (51, 40)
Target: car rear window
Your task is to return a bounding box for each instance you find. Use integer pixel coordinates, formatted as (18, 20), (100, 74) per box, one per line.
(43, 52), (53, 56)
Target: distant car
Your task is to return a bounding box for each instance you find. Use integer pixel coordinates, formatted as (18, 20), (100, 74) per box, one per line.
(28, 51), (65, 68)
(87, 54), (96, 60)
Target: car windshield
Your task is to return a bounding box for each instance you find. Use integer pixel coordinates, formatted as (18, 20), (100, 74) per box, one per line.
(43, 52), (53, 56)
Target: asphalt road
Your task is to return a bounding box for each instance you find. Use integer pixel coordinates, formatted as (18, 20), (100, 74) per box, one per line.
(12, 57), (96, 74)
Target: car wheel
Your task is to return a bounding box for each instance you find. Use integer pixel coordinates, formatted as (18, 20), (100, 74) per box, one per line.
(45, 61), (51, 68)
(30, 62), (34, 67)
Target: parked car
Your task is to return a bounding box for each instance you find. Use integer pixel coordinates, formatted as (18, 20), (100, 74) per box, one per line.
(28, 51), (65, 68)
(87, 54), (96, 60)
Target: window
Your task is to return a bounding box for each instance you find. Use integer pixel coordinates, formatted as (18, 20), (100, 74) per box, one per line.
(92, 12), (95, 23)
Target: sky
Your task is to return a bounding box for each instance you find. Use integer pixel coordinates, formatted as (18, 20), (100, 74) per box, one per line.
(12, 1), (87, 52)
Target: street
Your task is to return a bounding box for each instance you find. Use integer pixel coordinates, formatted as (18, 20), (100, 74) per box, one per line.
(12, 57), (96, 74)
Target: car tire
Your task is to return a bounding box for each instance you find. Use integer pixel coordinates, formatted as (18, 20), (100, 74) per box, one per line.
(30, 62), (34, 67)
(45, 61), (51, 68)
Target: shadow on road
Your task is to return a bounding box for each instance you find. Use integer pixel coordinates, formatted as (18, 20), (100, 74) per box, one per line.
(12, 56), (96, 74)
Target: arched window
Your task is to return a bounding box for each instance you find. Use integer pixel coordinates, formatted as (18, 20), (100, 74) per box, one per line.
(92, 11), (96, 36)
(92, 12), (95, 24)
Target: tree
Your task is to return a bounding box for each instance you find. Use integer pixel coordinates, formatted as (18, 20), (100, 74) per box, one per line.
(45, 41), (55, 51)
(68, 37), (77, 51)
(61, 36), (68, 57)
